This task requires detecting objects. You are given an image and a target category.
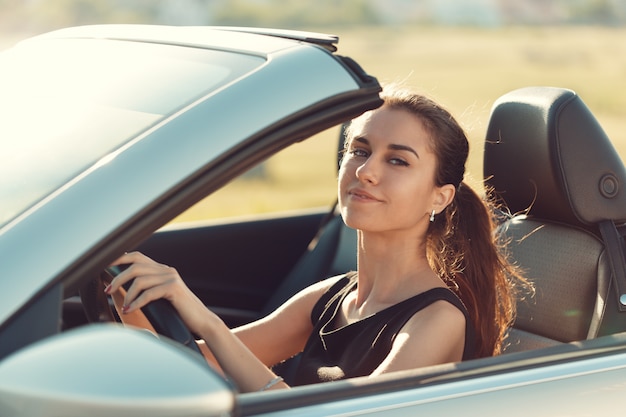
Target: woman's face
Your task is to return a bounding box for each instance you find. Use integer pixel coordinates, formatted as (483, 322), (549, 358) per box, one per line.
(338, 105), (450, 235)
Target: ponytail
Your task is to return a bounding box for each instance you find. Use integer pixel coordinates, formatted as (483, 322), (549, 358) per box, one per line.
(428, 182), (524, 357)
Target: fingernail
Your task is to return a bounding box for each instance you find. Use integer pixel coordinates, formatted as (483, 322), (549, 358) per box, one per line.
(121, 305), (130, 314)
(104, 284), (111, 294)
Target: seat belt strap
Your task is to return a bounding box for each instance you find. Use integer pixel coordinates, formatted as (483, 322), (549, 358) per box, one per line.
(599, 220), (626, 312)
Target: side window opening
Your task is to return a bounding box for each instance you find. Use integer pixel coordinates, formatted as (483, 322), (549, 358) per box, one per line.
(171, 126), (341, 224)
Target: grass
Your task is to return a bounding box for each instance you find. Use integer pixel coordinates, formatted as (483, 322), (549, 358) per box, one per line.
(172, 128), (342, 222)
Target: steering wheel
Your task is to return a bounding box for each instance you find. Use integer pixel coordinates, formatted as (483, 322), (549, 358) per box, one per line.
(79, 266), (203, 356)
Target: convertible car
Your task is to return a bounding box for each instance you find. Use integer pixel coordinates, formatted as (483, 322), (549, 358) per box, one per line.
(1, 25), (626, 417)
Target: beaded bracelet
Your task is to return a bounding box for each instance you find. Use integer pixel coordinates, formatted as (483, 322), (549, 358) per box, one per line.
(259, 376), (284, 392)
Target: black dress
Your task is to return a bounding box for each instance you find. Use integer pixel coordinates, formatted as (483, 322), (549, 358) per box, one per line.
(292, 273), (476, 386)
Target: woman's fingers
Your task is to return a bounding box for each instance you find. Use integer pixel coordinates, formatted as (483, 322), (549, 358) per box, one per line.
(108, 253), (167, 289)
(106, 251), (183, 313)
(123, 280), (172, 313)
(110, 251), (156, 269)
(106, 252), (152, 290)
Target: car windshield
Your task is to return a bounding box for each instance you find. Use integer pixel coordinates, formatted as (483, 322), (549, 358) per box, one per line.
(0, 38), (264, 228)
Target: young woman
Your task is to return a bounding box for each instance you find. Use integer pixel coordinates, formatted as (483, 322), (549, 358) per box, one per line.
(106, 87), (529, 392)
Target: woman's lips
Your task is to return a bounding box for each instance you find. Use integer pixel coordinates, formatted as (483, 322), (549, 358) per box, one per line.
(349, 188), (380, 202)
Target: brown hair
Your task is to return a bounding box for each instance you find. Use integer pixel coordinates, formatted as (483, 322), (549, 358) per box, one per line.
(376, 87), (530, 357)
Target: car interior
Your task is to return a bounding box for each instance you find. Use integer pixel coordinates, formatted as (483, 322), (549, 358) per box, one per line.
(60, 86), (626, 396)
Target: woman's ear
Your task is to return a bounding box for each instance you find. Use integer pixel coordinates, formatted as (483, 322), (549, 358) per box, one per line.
(433, 184), (456, 214)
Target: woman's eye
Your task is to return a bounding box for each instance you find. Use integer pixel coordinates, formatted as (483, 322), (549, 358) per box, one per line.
(350, 148), (369, 158)
(389, 157), (409, 166)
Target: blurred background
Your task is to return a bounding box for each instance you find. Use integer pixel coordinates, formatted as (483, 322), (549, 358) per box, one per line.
(2, 0), (626, 36)
(2, 0), (625, 220)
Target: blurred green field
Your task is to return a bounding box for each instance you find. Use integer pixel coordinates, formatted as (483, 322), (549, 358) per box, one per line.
(174, 25), (626, 223)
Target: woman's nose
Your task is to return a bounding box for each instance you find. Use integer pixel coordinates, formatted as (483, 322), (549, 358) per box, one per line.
(355, 157), (379, 184)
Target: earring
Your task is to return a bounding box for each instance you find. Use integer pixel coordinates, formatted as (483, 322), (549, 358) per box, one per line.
(429, 209), (436, 222)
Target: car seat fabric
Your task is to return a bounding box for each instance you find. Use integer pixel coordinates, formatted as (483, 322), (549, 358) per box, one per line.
(484, 87), (626, 353)
(500, 218), (609, 352)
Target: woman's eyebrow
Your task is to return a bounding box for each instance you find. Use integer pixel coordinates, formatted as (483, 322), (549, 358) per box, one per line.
(353, 137), (419, 159)
(389, 143), (419, 159)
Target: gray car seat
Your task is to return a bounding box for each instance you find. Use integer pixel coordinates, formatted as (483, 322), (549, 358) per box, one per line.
(484, 86), (626, 352)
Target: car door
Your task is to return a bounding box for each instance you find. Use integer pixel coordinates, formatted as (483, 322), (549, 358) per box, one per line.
(237, 336), (626, 416)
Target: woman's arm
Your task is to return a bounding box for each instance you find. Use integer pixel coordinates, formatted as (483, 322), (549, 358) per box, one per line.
(231, 276), (336, 368)
(369, 300), (466, 376)
(192, 277), (339, 392)
(106, 251), (338, 392)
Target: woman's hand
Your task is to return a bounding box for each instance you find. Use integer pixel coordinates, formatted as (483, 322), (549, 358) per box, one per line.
(105, 251), (214, 336)
(106, 252), (290, 392)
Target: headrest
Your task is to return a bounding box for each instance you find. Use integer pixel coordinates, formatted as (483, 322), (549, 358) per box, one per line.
(484, 87), (626, 226)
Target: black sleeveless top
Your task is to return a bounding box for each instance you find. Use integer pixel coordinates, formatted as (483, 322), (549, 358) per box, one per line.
(292, 273), (476, 386)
